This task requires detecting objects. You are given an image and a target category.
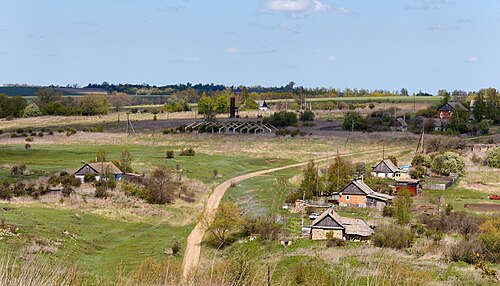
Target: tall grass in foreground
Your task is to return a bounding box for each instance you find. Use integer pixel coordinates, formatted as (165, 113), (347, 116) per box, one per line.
(0, 255), (82, 286)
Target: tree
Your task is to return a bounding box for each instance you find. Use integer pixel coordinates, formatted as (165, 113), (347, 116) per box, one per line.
(23, 102), (41, 117)
(96, 148), (106, 162)
(109, 92), (132, 122)
(36, 88), (60, 107)
(300, 161), (320, 197)
(120, 149), (133, 173)
(79, 94), (109, 116)
(439, 89), (451, 105)
(197, 93), (215, 120)
(299, 110), (315, 122)
(214, 94), (229, 113)
(0, 94), (27, 118)
(473, 92), (487, 123)
(393, 188), (413, 224)
(144, 166), (177, 204)
(400, 88), (409, 96)
(207, 202), (241, 246)
(485, 147), (500, 168)
(449, 109), (469, 134)
(342, 112), (365, 131)
(387, 156), (398, 166)
(430, 151), (466, 176)
(243, 98), (258, 110)
(263, 111), (298, 127)
(325, 156), (352, 194)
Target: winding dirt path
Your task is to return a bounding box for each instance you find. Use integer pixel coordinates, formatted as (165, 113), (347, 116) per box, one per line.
(181, 146), (411, 278)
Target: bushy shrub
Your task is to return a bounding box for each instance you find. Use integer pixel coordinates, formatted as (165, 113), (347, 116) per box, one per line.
(179, 148), (195, 156)
(447, 237), (486, 263)
(165, 150), (175, 159)
(122, 182), (148, 200)
(420, 211), (480, 236)
(409, 165), (426, 179)
(25, 137), (34, 142)
(426, 137), (467, 153)
(299, 110), (315, 122)
(369, 103), (375, 109)
(485, 146), (500, 168)
(372, 224), (414, 249)
(430, 151), (466, 176)
(25, 144), (32, 150)
(11, 164), (26, 176)
(342, 112), (365, 131)
(242, 216), (282, 241)
(326, 237), (347, 247)
(83, 174), (96, 183)
(263, 111), (298, 127)
(66, 128), (77, 137)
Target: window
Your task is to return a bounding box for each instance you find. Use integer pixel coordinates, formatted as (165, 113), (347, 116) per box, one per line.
(346, 195), (350, 201)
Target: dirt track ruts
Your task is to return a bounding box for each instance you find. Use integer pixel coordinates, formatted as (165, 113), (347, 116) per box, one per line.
(181, 146), (411, 278)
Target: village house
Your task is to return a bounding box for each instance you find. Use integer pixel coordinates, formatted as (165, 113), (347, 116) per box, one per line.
(336, 179), (393, 210)
(309, 208), (374, 241)
(436, 101), (469, 119)
(371, 159), (399, 178)
(74, 162), (123, 183)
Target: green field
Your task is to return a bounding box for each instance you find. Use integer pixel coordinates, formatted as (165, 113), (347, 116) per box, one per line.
(0, 203), (192, 283)
(0, 144), (294, 185)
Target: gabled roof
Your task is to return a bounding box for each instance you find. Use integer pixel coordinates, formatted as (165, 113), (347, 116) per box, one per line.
(340, 179), (374, 195)
(372, 159), (398, 174)
(437, 102), (468, 112)
(310, 208), (344, 229)
(75, 162), (123, 175)
(367, 191), (393, 202)
(341, 217), (374, 236)
(396, 118), (408, 127)
(310, 209), (374, 237)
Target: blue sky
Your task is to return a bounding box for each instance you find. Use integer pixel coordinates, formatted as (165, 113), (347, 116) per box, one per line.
(1, 0), (499, 93)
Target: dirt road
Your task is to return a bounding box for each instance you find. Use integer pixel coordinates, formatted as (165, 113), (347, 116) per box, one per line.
(181, 146), (411, 278)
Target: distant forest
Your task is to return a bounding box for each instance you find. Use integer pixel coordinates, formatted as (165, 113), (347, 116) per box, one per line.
(1, 82), (439, 98)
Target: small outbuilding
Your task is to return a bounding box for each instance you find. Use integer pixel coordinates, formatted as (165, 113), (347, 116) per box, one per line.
(371, 159), (399, 178)
(74, 162), (123, 183)
(309, 208), (373, 241)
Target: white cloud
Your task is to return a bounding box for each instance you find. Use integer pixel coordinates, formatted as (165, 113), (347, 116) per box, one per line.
(263, 0), (349, 16)
(429, 24), (458, 30)
(224, 47), (276, 55)
(404, 0), (451, 10)
(326, 55), (337, 61)
(466, 56), (479, 63)
(224, 48), (243, 54)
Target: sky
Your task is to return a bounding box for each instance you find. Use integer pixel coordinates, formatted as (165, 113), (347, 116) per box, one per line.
(1, 0), (499, 93)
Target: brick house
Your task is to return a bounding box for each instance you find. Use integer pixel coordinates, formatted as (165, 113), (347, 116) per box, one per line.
(337, 179), (393, 210)
(436, 102), (468, 119)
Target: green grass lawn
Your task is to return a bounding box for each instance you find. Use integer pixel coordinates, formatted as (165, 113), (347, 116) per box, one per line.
(0, 203), (192, 284)
(223, 168), (299, 216)
(415, 184), (500, 212)
(0, 144), (295, 185)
